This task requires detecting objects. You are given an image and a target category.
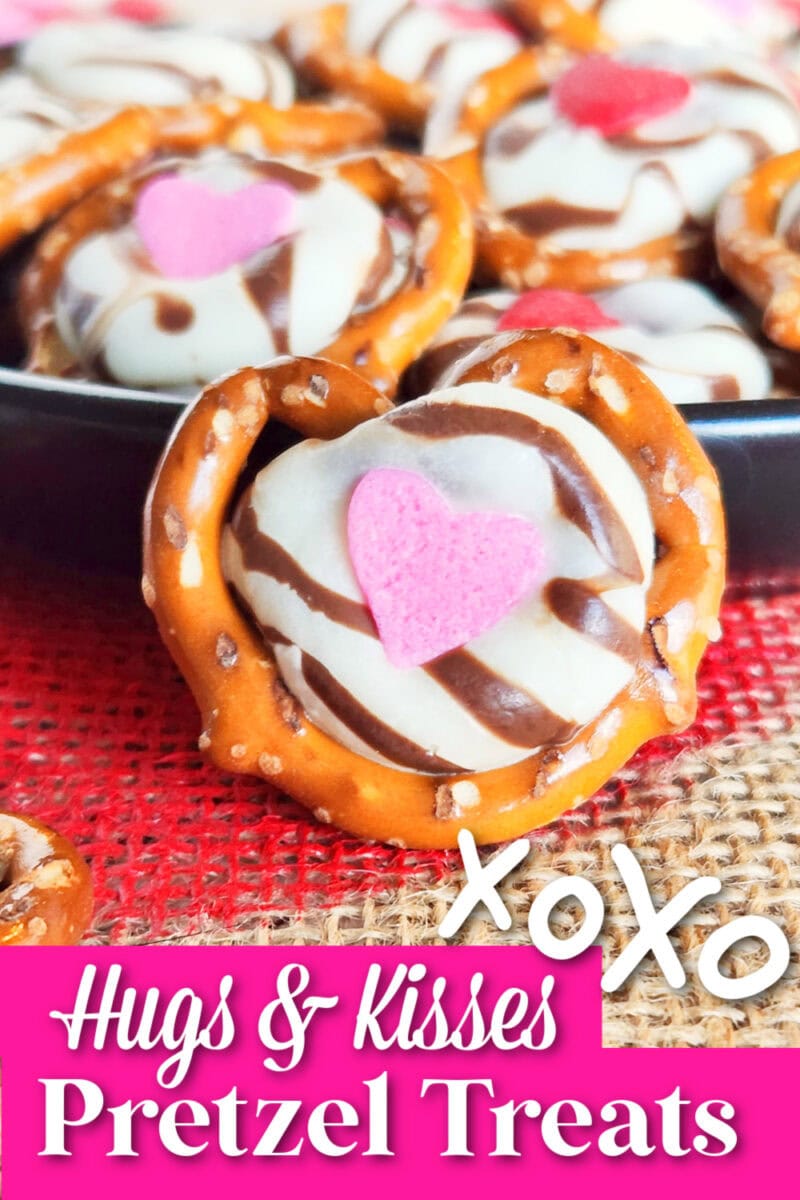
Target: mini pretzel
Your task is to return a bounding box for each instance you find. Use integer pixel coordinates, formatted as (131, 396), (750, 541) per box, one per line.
(143, 334), (725, 849)
(278, 1), (526, 137)
(0, 812), (93, 945)
(0, 97), (383, 256)
(437, 43), (800, 291)
(508, 0), (613, 52)
(20, 148), (473, 394)
(715, 150), (800, 352)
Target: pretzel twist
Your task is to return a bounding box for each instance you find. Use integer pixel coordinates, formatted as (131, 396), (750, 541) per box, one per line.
(21, 150), (474, 395)
(715, 150), (800, 351)
(143, 333), (725, 849)
(0, 812), (92, 945)
(0, 98), (384, 257)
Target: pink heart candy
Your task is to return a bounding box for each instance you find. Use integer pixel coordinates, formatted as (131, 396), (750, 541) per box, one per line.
(134, 174), (298, 281)
(552, 55), (692, 138)
(347, 468), (545, 669)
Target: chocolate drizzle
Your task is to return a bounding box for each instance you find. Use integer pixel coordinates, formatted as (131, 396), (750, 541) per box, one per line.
(389, 402), (644, 583)
(300, 652), (465, 774)
(546, 579), (641, 664)
(155, 294), (194, 333)
(427, 650), (577, 748)
(244, 240), (295, 355)
(232, 500), (377, 638)
(506, 199), (620, 238)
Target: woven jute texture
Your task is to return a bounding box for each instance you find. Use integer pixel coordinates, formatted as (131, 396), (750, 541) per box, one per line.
(148, 727), (800, 1049)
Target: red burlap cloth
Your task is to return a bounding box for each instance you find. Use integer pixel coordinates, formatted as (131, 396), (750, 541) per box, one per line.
(1, 543), (799, 943)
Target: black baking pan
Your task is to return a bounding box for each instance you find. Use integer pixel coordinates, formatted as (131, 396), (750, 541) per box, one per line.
(0, 365), (799, 577)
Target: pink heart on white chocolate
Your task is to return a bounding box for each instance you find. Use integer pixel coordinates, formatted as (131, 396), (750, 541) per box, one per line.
(135, 175), (298, 281)
(347, 468), (545, 669)
(0, 0), (64, 45)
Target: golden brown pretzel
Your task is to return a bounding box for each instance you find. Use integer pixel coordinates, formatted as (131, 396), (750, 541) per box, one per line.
(0, 812), (93, 945)
(715, 150), (800, 351)
(21, 149), (474, 396)
(0, 97), (384, 257)
(143, 333), (725, 849)
(436, 45), (709, 291)
(508, 0), (614, 52)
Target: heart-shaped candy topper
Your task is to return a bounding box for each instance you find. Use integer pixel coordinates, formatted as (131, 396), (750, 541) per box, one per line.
(135, 175), (298, 281)
(497, 289), (621, 333)
(552, 55), (692, 138)
(348, 468), (545, 669)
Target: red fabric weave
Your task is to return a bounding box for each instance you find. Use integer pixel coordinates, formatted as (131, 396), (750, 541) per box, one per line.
(1, 544), (799, 942)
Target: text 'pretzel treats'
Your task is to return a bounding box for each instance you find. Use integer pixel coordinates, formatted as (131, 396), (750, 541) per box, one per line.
(143, 334), (725, 849)
(0, 812), (92, 945)
(0, 96), (384, 257)
(716, 150), (800, 351)
(20, 149), (474, 395)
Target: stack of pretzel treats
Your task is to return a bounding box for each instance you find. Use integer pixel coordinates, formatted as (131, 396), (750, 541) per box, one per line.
(4, 0), (800, 886)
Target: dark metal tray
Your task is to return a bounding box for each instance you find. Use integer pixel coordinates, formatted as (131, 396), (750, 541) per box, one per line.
(1, 366), (799, 577)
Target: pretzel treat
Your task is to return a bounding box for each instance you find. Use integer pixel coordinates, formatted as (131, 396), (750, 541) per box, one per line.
(715, 149), (800, 351)
(280, 0), (526, 138)
(406, 280), (772, 403)
(0, 15), (386, 257)
(438, 43), (800, 291)
(19, 17), (296, 108)
(509, 0), (798, 53)
(143, 333), (725, 848)
(21, 148), (472, 392)
(0, 812), (93, 945)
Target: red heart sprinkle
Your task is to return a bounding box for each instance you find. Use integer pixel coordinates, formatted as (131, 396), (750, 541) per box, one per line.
(497, 289), (621, 333)
(552, 55), (692, 138)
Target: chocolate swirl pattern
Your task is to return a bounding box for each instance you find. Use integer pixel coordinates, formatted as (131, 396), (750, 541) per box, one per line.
(483, 43), (800, 254)
(20, 17), (296, 108)
(52, 152), (413, 388)
(222, 381), (654, 775)
(410, 280), (772, 404)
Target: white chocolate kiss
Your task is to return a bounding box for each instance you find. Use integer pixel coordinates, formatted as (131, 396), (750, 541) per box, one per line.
(53, 152), (412, 389)
(345, 0), (523, 154)
(20, 18), (295, 108)
(482, 42), (800, 253)
(222, 382), (654, 775)
(420, 280), (772, 404)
